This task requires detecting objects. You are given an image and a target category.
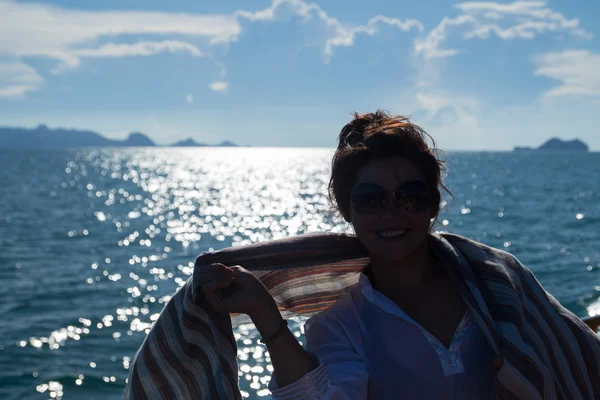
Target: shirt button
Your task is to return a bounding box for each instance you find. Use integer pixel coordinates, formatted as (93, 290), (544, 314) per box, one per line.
(491, 356), (504, 370)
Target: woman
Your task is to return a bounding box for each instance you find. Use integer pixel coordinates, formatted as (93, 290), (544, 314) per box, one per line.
(195, 111), (600, 399)
(138, 111), (600, 400)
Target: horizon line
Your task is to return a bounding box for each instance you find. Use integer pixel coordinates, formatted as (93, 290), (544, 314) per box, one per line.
(0, 123), (595, 152)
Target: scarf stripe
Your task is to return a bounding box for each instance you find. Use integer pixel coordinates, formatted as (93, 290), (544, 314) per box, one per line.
(449, 234), (600, 399)
(521, 289), (588, 397)
(128, 348), (152, 399)
(519, 269), (595, 398)
(519, 299), (572, 396)
(126, 232), (600, 399)
(495, 361), (542, 400)
(570, 324), (600, 395)
(147, 325), (184, 399)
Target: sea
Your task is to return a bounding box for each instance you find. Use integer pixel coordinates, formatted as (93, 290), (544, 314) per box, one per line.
(1, 148), (599, 400)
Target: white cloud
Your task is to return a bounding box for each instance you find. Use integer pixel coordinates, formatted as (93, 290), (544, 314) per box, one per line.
(414, 15), (474, 60)
(455, 0), (589, 39)
(234, 0), (316, 22)
(4, 0), (589, 104)
(235, 0), (423, 62)
(456, 1), (545, 13)
(0, 0), (236, 95)
(0, 0), (424, 97)
(415, 92), (480, 119)
(459, 1), (593, 39)
(209, 81), (228, 93)
(411, 1), (594, 140)
(323, 15), (423, 62)
(533, 50), (600, 98)
(0, 61), (44, 98)
(417, 93), (455, 118)
(75, 41), (203, 59)
(411, 92), (482, 149)
(0, 0), (421, 69)
(45, 40), (204, 74)
(0, 0), (238, 73)
(185, 94), (194, 104)
(415, 1), (592, 60)
(483, 11), (504, 20)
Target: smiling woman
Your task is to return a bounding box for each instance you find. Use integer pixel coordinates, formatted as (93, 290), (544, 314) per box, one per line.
(328, 112), (450, 269)
(126, 111), (600, 400)
(259, 111), (494, 398)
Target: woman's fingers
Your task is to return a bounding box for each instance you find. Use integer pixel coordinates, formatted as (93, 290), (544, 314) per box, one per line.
(202, 276), (235, 309)
(197, 262), (234, 274)
(203, 278), (234, 295)
(208, 263), (234, 273)
(202, 276), (234, 293)
(195, 263), (235, 287)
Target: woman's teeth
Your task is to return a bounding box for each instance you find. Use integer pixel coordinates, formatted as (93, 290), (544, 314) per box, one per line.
(377, 229), (407, 238)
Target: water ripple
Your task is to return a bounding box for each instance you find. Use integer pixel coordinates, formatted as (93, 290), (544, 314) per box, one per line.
(0, 149), (599, 399)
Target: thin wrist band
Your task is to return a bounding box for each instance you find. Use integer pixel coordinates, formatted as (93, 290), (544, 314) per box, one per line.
(258, 319), (288, 345)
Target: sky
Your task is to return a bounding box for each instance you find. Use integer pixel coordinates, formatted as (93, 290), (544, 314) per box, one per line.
(1, 0), (599, 150)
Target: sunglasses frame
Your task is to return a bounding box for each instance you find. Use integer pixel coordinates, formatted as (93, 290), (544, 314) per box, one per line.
(350, 179), (432, 215)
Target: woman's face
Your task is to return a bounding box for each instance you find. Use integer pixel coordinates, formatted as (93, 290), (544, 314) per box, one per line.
(349, 156), (434, 262)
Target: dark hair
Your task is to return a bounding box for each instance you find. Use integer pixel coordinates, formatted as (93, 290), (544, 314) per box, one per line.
(327, 110), (451, 225)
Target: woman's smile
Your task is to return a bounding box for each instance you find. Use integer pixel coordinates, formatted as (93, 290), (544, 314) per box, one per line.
(376, 229), (409, 239)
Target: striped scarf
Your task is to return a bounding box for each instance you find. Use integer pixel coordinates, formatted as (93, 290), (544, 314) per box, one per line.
(125, 232), (600, 399)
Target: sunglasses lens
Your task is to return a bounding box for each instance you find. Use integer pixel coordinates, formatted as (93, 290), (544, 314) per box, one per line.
(394, 180), (431, 212)
(351, 183), (386, 214)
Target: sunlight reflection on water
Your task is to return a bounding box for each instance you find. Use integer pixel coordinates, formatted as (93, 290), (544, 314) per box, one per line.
(1, 149), (599, 399)
(7, 148), (352, 399)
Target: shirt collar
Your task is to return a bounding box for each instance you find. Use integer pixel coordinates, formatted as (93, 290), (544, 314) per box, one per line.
(358, 271), (418, 325)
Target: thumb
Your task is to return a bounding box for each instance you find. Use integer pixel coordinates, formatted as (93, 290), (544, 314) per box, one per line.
(203, 277), (234, 307)
(204, 276), (234, 292)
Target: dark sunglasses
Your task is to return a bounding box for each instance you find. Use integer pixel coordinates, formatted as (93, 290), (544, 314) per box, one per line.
(350, 179), (432, 215)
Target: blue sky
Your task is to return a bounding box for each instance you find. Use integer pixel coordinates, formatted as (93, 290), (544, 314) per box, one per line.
(1, 0), (599, 150)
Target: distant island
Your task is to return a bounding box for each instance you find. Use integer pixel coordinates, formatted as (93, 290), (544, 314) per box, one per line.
(514, 138), (589, 152)
(169, 138), (238, 147)
(0, 124), (238, 148)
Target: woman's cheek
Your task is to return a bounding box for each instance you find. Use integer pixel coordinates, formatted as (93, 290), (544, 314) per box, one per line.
(351, 216), (376, 241)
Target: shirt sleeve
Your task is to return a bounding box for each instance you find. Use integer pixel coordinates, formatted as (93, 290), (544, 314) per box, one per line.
(269, 315), (369, 400)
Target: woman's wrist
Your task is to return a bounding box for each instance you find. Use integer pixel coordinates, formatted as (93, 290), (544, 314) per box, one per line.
(249, 299), (283, 337)
(251, 304), (318, 388)
(258, 319), (288, 345)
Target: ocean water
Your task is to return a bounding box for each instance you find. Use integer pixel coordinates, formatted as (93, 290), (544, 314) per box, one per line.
(1, 148), (599, 400)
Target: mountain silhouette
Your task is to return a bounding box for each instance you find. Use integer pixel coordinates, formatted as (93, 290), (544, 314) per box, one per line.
(514, 138), (589, 152)
(170, 138), (208, 147)
(169, 138), (239, 147)
(0, 125), (238, 148)
(0, 124), (155, 148)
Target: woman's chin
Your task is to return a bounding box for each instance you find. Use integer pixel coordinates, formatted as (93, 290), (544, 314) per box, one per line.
(369, 243), (413, 262)
(366, 233), (427, 261)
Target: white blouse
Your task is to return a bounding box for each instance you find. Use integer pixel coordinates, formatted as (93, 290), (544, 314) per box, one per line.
(268, 273), (497, 399)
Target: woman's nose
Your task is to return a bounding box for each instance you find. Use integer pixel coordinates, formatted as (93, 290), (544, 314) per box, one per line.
(379, 197), (404, 220)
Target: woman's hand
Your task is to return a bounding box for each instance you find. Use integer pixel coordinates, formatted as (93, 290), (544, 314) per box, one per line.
(195, 262), (275, 317)
(196, 267), (319, 391)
